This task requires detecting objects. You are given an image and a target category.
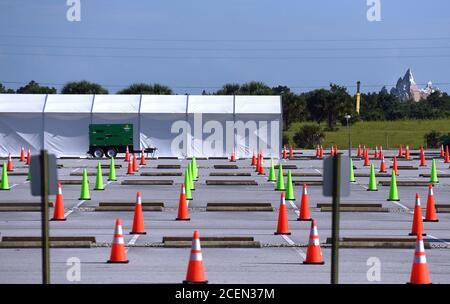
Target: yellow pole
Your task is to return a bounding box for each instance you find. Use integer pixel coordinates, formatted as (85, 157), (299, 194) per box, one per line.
(356, 81), (361, 114)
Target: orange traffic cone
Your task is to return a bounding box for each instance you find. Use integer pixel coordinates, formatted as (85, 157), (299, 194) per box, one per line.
(230, 149), (236, 162)
(405, 145), (411, 160)
(127, 158), (134, 175)
(124, 146), (130, 162)
(251, 152), (257, 166)
(274, 192), (290, 235)
(424, 184), (438, 222)
(319, 146), (323, 158)
(19, 147), (25, 162)
(408, 234), (431, 284)
(26, 148), (31, 165)
(258, 157), (265, 175)
(130, 192), (146, 235)
(51, 181), (66, 221)
(303, 219), (325, 265)
(7, 154), (13, 172)
(282, 145), (287, 159)
(330, 146), (335, 157)
(379, 146), (384, 159)
(445, 145), (450, 163)
(107, 218), (129, 263)
(140, 149), (146, 165)
(289, 145), (293, 159)
(334, 145), (338, 155)
(298, 184), (312, 221)
(440, 145), (445, 158)
(392, 156), (399, 176)
(133, 153), (139, 172)
(374, 146), (379, 159)
(398, 144), (403, 157)
(255, 153), (260, 172)
(379, 155), (387, 173)
(357, 144), (361, 158)
(409, 193), (426, 236)
(419, 146), (426, 167)
(183, 230), (208, 284)
(363, 150), (370, 166)
(176, 183), (190, 221)
(315, 145), (319, 158)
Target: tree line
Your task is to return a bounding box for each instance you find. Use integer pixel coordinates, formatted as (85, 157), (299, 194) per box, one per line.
(1, 80), (450, 131)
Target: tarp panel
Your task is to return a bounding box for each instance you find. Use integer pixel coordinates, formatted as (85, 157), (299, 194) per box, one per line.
(234, 96), (281, 114)
(187, 95), (234, 114)
(140, 95), (187, 113)
(0, 114), (43, 156)
(44, 95), (93, 113)
(92, 95), (140, 113)
(0, 94), (46, 113)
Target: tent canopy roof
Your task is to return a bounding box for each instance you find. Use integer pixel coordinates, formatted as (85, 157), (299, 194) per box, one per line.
(0, 94), (282, 115)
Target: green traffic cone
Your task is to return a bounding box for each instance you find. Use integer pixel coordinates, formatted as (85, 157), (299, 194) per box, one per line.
(285, 170), (295, 200)
(94, 162), (105, 190)
(268, 158), (276, 182)
(79, 168), (91, 200)
(1, 162), (9, 190)
(387, 170), (399, 201)
(275, 163), (285, 191)
(184, 169), (192, 200)
(430, 159), (439, 184)
(192, 156), (199, 180)
(349, 158), (356, 183)
(108, 157), (117, 181)
(188, 163), (195, 190)
(367, 164), (378, 191)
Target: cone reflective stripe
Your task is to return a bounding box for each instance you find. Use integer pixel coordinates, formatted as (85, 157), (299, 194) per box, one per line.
(130, 192), (146, 234)
(405, 145), (411, 160)
(398, 144), (403, 157)
(127, 158), (134, 175)
(183, 230), (207, 284)
(124, 146), (130, 162)
(408, 234), (431, 284)
(367, 164), (378, 191)
(108, 157), (117, 181)
(1, 162), (10, 190)
(7, 154), (13, 172)
(409, 193), (426, 236)
(379, 155), (387, 173)
(94, 162), (105, 190)
(357, 144), (361, 158)
(26, 148), (31, 165)
(79, 168), (91, 200)
(20, 147), (25, 162)
(285, 170), (295, 200)
(387, 170), (400, 201)
(274, 192), (290, 235)
(424, 184), (439, 222)
(184, 169), (192, 200)
(419, 147), (426, 167)
(107, 218), (129, 263)
(289, 145), (293, 159)
(392, 156), (399, 176)
(303, 219), (325, 265)
(440, 145), (445, 158)
(140, 149), (146, 165)
(430, 159), (438, 184)
(268, 158), (276, 182)
(177, 183), (190, 221)
(51, 182), (66, 221)
(349, 158), (356, 182)
(275, 163), (285, 191)
(192, 156), (199, 180)
(298, 184), (312, 221)
(133, 153), (139, 172)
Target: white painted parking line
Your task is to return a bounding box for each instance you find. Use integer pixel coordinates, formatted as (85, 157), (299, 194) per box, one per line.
(288, 200), (300, 216)
(281, 235), (306, 260)
(71, 168), (81, 173)
(126, 235), (141, 252)
(9, 184), (19, 189)
(64, 200), (86, 217)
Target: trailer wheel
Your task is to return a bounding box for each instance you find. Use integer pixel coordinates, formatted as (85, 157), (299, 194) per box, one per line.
(93, 148), (104, 158)
(106, 148), (117, 158)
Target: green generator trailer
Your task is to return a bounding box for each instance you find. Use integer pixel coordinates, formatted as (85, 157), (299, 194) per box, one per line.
(88, 124), (133, 158)
(88, 124), (157, 158)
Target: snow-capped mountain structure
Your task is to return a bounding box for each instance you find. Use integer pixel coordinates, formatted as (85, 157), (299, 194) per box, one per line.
(389, 69), (440, 102)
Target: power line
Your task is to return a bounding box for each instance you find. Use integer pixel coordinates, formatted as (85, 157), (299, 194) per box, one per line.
(2, 34), (450, 42)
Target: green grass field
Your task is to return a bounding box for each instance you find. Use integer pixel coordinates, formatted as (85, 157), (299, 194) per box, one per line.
(284, 119), (450, 149)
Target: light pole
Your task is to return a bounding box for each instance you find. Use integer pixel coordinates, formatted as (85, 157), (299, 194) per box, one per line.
(344, 114), (351, 158)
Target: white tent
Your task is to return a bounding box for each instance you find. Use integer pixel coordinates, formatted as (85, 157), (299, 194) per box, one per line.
(0, 94), (282, 158)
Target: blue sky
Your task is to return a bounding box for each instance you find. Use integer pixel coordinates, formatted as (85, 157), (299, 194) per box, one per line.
(0, 0), (449, 94)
